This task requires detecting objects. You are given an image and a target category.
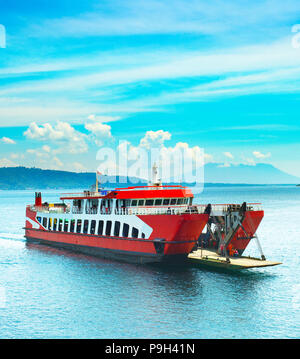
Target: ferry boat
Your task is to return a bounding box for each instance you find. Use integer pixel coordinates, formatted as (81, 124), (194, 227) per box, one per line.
(24, 167), (265, 265)
(24, 168), (212, 264)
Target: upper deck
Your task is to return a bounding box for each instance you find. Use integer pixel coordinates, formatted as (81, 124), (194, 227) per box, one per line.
(59, 185), (194, 201)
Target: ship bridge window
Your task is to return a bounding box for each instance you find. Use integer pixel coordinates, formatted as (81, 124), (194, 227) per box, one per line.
(145, 199), (154, 206)
(90, 220), (96, 234)
(120, 200), (130, 208)
(106, 221), (112, 236)
(163, 199), (170, 205)
(138, 200), (144, 206)
(114, 221), (120, 236)
(98, 220), (104, 235)
(132, 227), (138, 238)
(154, 199), (162, 206)
(86, 199), (98, 214)
(73, 199), (83, 214)
(131, 200), (138, 206)
(122, 223), (129, 237)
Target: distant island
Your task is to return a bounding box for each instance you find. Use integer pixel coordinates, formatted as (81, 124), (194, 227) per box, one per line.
(0, 164), (300, 190)
(0, 167), (147, 190)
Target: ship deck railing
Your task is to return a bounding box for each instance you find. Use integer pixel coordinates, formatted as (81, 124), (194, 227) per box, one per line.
(28, 203), (262, 216)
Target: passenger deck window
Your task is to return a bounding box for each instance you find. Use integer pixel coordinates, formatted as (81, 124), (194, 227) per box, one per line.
(70, 220), (75, 233)
(170, 198), (177, 205)
(106, 221), (112, 236)
(141, 233), (145, 239)
(132, 227), (138, 238)
(138, 200), (144, 206)
(98, 220), (104, 235)
(48, 218), (52, 230)
(155, 199), (162, 206)
(122, 223), (129, 237)
(163, 199), (170, 205)
(145, 199), (154, 206)
(42, 217), (47, 227)
(64, 219), (69, 232)
(131, 200), (137, 206)
(77, 219), (82, 233)
(58, 219), (63, 231)
(90, 220), (96, 235)
(177, 198), (184, 205)
(83, 220), (89, 234)
(53, 218), (57, 231)
(114, 221), (120, 236)
(37, 216), (41, 223)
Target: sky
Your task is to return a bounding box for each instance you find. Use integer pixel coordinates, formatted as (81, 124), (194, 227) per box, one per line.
(0, 0), (300, 179)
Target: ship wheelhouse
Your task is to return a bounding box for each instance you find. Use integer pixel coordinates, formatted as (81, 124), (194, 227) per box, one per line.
(60, 184), (195, 216)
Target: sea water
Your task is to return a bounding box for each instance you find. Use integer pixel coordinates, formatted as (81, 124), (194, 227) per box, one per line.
(0, 186), (299, 339)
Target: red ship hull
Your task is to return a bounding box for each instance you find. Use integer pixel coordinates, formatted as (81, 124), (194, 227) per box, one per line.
(231, 210), (264, 254)
(25, 207), (209, 264)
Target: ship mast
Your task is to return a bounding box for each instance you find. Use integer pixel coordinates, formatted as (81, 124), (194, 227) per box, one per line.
(152, 162), (162, 187)
(96, 170), (101, 193)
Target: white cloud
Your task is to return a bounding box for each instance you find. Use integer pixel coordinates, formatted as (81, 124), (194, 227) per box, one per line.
(245, 158), (256, 166)
(24, 122), (88, 154)
(0, 158), (18, 167)
(72, 162), (87, 172)
(10, 153), (24, 160)
(87, 114), (120, 123)
(253, 151), (271, 159)
(26, 0), (300, 38)
(139, 130), (171, 149)
(204, 153), (214, 164)
(1, 137), (16, 144)
(224, 152), (234, 159)
(100, 130), (206, 183)
(1, 36), (300, 127)
(85, 121), (113, 146)
(218, 163), (231, 168)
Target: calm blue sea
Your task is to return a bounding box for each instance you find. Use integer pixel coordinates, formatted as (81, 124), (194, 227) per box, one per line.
(0, 186), (299, 339)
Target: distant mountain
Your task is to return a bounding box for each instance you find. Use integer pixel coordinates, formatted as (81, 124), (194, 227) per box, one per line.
(204, 163), (300, 185)
(0, 167), (147, 190)
(0, 164), (299, 190)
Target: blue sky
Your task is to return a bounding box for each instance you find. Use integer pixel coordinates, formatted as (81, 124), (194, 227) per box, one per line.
(0, 0), (300, 178)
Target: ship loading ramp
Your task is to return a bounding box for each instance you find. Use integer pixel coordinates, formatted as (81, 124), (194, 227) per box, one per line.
(188, 202), (282, 270)
(188, 249), (282, 270)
